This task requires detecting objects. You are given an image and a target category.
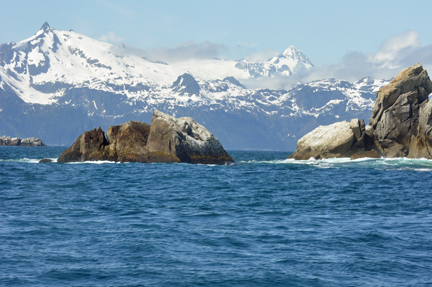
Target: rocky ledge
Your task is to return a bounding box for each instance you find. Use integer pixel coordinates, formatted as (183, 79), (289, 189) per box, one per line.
(0, 136), (46, 146)
(58, 110), (234, 164)
(289, 63), (432, 160)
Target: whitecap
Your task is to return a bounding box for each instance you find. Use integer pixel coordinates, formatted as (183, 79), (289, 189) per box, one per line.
(66, 160), (118, 164)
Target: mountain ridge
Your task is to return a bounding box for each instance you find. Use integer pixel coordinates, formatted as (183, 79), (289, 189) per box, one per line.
(0, 23), (388, 150)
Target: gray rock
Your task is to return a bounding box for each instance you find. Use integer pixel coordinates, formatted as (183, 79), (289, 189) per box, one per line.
(288, 120), (363, 160)
(0, 136), (46, 146)
(369, 63), (432, 157)
(408, 98), (432, 158)
(21, 137), (47, 146)
(147, 110), (234, 164)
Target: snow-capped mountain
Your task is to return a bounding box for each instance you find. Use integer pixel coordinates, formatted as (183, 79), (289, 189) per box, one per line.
(0, 23), (388, 150)
(163, 46), (313, 81)
(235, 46), (314, 78)
(0, 22), (184, 105)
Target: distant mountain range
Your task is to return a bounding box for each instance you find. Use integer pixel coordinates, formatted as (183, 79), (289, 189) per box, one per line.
(0, 23), (388, 150)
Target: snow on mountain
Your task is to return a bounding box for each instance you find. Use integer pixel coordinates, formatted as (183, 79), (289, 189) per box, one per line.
(157, 46), (313, 81)
(268, 46), (314, 74)
(0, 23), (389, 150)
(0, 23), (316, 106)
(0, 22), (183, 104)
(234, 46), (314, 78)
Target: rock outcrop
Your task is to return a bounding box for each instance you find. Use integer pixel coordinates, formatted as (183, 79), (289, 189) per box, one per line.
(289, 63), (432, 160)
(288, 119), (365, 160)
(58, 110), (234, 164)
(0, 136), (46, 146)
(146, 111), (234, 164)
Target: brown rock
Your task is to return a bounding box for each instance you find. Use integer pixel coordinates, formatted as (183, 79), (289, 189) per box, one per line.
(106, 121), (151, 162)
(57, 127), (108, 163)
(350, 150), (381, 160)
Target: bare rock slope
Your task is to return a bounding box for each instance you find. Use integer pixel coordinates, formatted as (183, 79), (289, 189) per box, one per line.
(289, 63), (432, 159)
(58, 110), (234, 164)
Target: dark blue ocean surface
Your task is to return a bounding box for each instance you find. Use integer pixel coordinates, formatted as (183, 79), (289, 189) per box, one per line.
(1, 147), (432, 286)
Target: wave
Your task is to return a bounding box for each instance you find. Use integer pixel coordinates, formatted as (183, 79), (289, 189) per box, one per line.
(238, 156), (432, 171)
(66, 160), (120, 165)
(0, 157), (58, 164)
(3, 154), (432, 171)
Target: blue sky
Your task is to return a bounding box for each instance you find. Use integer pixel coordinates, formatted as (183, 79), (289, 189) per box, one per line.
(2, 0), (432, 81)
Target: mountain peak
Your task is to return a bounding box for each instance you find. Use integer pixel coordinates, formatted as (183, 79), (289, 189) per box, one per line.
(40, 22), (51, 32)
(281, 46), (302, 57)
(272, 45), (314, 68)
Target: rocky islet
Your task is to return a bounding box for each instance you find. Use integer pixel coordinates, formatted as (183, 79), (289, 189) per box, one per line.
(57, 110), (234, 165)
(289, 63), (432, 160)
(0, 136), (46, 146)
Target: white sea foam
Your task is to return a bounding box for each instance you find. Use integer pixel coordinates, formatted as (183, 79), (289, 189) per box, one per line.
(3, 155), (432, 171)
(66, 160), (120, 164)
(238, 156), (432, 171)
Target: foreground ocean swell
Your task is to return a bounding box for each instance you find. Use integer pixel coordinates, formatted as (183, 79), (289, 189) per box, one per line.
(1, 147), (432, 286)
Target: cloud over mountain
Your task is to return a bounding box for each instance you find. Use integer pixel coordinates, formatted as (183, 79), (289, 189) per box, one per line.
(99, 31), (126, 44)
(314, 30), (432, 81)
(115, 41), (228, 63)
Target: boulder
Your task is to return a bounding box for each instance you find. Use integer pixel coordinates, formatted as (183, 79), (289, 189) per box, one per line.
(58, 110), (234, 164)
(105, 121), (151, 162)
(57, 127), (108, 162)
(369, 63), (432, 157)
(408, 99), (432, 158)
(288, 119), (366, 160)
(147, 111), (234, 164)
(289, 63), (432, 160)
(39, 158), (53, 163)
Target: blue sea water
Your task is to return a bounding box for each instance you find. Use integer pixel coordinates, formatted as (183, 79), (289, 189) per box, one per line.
(1, 147), (432, 286)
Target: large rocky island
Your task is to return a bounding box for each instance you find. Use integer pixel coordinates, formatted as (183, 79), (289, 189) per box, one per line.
(0, 136), (46, 146)
(58, 110), (234, 164)
(289, 63), (432, 160)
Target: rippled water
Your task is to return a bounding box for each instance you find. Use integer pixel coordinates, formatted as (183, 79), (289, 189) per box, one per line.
(1, 147), (432, 286)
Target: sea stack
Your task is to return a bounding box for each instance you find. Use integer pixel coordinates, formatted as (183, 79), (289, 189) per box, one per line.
(58, 110), (234, 164)
(289, 63), (432, 159)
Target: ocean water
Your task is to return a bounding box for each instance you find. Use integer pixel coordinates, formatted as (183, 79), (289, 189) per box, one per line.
(1, 147), (432, 286)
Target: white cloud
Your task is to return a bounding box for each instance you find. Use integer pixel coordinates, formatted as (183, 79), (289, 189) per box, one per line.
(245, 49), (279, 62)
(99, 31), (126, 44)
(373, 30), (421, 65)
(111, 41), (228, 63)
